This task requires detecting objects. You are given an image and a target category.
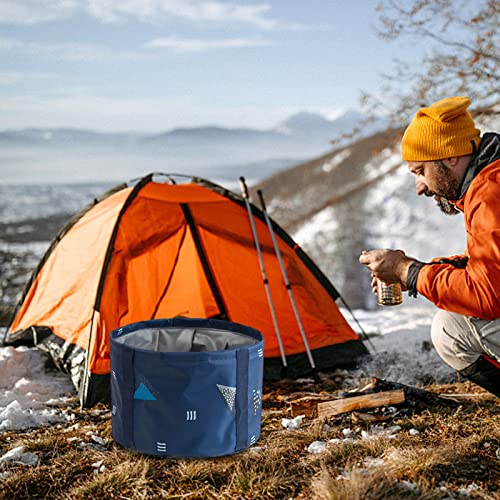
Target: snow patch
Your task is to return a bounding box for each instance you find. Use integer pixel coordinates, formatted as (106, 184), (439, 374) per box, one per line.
(0, 446), (38, 466)
(345, 306), (456, 385)
(0, 343), (75, 431)
(321, 149), (351, 173)
(282, 415), (305, 430)
(293, 207), (337, 250)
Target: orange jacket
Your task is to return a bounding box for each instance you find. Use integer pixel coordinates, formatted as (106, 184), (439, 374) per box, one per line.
(417, 152), (500, 319)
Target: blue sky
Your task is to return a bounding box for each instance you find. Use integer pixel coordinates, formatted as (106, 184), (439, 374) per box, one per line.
(0, 1), (429, 132)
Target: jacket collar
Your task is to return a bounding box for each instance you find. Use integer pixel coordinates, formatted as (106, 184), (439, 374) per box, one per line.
(458, 132), (500, 199)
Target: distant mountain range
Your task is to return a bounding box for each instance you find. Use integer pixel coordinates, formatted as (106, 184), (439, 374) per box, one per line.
(1, 109), (496, 312)
(0, 111), (386, 184)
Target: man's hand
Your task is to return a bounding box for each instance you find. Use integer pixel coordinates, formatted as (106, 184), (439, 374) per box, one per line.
(358, 249), (416, 290)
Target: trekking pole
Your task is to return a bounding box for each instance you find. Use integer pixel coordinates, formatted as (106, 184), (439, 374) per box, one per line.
(239, 177), (288, 368)
(257, 189), (316, 370)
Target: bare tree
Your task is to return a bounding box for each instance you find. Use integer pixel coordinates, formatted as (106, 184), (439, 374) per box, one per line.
(362, 0), (499, 126)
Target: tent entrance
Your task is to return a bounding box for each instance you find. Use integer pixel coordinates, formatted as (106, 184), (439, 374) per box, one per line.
(116, 223), (222, 324)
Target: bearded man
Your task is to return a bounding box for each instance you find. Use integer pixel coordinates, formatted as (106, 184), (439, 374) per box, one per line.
(359, 96), (500, 396)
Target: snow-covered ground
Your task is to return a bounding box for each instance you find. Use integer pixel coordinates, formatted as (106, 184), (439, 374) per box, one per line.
(0, 340), (75, 431)
(345, 305), (454, 385)
(0, 304), (453, 433)
(0, 165), (459, 433)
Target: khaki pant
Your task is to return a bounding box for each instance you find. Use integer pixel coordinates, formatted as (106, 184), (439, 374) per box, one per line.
(431, 310), (500, 371)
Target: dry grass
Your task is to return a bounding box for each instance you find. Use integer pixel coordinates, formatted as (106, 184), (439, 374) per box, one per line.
(0, 376), (499, 500)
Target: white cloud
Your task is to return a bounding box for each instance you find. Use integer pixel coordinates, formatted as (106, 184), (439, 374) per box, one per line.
(30, 42), (145, 62)
(0, 0), (278, 28)
(87, 0), (277, 28)
(145, 36), (270, 53)
(0, 72), (54, 85)
(0, 33), (268, 62)
(0, 0), (329, 32)
(0, 37), (22, 50)
(0, 0), (79, 25)
(0, 36), (146, 62)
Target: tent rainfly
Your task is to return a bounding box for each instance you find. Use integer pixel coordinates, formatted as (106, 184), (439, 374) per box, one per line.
(4, 173), (368, 407)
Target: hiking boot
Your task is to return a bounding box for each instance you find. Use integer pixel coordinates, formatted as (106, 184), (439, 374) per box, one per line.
(459, 355), (500, 397)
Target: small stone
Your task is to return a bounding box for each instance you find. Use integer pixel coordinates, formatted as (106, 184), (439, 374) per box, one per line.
(401, 480), (419, 491)
(307, 441), (327, 454)
(91, 435), (107, 446)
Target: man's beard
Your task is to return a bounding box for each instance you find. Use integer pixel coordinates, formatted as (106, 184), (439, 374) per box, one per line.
(431, 161), (462, 215)
(434, 196), (460, 215)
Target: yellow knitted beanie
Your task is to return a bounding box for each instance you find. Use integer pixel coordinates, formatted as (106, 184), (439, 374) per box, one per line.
(401, 96), (481, 161)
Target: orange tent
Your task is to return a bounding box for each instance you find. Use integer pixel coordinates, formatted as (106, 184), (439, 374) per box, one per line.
(5, 174), (367, 406)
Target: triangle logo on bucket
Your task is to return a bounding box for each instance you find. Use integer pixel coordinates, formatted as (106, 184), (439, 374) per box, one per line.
(134, 382), (157, 401)
(217, 384), (236, 412)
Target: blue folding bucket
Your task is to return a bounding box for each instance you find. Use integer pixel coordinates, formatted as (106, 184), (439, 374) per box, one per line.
(110, 317), (264, 458)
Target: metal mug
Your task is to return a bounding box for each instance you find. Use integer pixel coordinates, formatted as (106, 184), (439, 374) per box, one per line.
(376, 279), (403, 306)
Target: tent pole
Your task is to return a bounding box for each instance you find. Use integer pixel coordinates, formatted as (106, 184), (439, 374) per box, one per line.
(239, 177), (288, 368)
(257, 189), (316, 370)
